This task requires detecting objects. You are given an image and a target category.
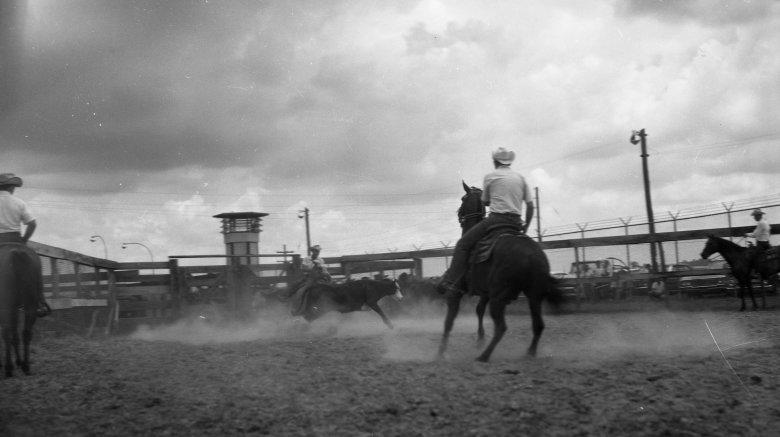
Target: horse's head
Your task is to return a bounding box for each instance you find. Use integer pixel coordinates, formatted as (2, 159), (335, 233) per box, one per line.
(388, 279), (403, 301)
(458, 180), (485, 232)
(701, 235), (718, 259)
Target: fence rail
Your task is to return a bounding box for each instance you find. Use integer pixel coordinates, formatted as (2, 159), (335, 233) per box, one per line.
(29, 223), (778, 335)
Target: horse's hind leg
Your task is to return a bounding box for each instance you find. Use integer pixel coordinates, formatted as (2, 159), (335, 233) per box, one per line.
(476, 295), (488, 347)
(438, 295), (462, 359)
(2, 323), (15, 377)
(476, 299), (508, 363)
(20, 312), (36, 374)
(526, 296), (545, 357)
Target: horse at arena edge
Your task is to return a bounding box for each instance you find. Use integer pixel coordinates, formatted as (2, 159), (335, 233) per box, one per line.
(0, 243), (44, 377)
(700, 235), (779, 311)
(438, 182), (565, 362)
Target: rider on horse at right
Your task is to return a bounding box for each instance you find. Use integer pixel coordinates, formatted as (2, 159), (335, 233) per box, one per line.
(745, 208), (771, 251)
(436, 147), (534, 299)
(745, 208), (773, 269)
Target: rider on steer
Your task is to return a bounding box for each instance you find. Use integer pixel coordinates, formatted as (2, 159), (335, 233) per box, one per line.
(0, 173), (51, 317)
(290, 244), (331, 316)
(436, 147), (534, 298)
(745, 208), (771, 251)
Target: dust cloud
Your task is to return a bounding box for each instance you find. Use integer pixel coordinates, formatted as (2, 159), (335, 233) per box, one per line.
(129, 301), (773, 364)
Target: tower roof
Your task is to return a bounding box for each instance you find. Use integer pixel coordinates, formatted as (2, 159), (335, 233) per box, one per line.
(213, 212), (269, 219)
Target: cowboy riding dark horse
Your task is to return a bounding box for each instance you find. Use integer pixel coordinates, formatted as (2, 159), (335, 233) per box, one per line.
(436, 147), (534, 298)
(0, 173), (50, 318)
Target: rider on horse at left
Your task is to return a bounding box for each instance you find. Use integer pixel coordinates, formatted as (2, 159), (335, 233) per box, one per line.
(289, 244), (331, 316)
(0, 173), (50, 317)
(436, 147), (535, 298)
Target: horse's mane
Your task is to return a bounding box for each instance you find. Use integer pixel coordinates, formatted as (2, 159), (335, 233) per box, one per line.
(711, 235), (746, 252)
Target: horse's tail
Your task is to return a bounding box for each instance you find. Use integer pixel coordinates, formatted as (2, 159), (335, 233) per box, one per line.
(11, 248), (42, 307)
(543, 274), (566, 312)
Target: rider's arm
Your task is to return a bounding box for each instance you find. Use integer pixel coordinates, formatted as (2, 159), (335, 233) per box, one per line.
(21, 219), (36, 243)
(523, 201), (534, 233)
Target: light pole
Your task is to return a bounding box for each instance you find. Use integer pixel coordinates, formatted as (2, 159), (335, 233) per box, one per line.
(89, 235), (108, 259)
(121, 242), (155, 275)
(298, 207), (311, 256)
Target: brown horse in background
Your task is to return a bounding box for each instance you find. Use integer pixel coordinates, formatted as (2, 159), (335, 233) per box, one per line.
(700, 235), (779, 311)
(0, 243), (44, 377)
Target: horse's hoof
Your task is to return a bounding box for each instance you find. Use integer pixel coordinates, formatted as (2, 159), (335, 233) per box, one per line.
(475, 355), (489, 363)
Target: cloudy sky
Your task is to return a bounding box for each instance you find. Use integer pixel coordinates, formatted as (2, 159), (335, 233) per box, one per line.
(1, 0), (778, 264)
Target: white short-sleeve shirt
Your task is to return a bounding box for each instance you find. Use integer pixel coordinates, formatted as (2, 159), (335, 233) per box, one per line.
(0, 192), (35, 233)
(481, 167), (531, 215)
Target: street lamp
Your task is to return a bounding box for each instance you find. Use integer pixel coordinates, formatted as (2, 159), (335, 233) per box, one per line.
(89, 235), (108, 259)
(121, 242), (155, 275)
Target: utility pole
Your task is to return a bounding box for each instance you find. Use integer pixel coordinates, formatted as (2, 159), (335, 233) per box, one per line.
(276, 244), (294, 263)
(535, 186), (542, 242)
(630, 129), (659, 273)
(298, 207), (311, 256)
(722, 202), (734, 241)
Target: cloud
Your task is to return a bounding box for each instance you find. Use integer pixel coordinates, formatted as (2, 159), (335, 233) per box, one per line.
(615, 0), (776, 26)
(2, 0), (779, 260)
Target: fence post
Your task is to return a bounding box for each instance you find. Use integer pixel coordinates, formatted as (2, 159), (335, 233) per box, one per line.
(50, 258), (60, 298)
(619, 217), (632, 269)
(104, 269), (117, 335)
(669, 211), (680, 265)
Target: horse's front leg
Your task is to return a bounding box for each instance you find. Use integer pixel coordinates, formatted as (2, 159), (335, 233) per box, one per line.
(738, 282), (747, 311)
(475, 295), (488, 347)
(438, 294), (462, 359)
(746, 280), (758, 311)
(476, 298), (508, 362)
(367, 303), (394, 329)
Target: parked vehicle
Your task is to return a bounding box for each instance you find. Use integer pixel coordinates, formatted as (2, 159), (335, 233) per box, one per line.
(677, 271), (730, 297)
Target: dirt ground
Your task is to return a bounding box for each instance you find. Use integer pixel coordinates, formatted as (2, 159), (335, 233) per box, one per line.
(2, 295), (780, 436)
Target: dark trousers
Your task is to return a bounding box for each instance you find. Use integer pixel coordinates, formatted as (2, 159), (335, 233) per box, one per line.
(441, 213), (523, 285)
(757, 241), (771, 251)
(0, 232), (23, 243)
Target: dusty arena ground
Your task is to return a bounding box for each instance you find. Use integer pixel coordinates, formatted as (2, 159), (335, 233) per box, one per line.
(2, 295), (780, 436)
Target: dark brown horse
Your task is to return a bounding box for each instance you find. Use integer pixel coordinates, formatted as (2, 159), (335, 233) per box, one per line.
(438, 182), (564, 362)
(301, 279), (403, 329)
(701, 235), (779, 311)
(0, 243), (44, 377)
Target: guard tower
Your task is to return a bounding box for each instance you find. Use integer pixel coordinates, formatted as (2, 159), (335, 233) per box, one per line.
(213, 212), (269, 265)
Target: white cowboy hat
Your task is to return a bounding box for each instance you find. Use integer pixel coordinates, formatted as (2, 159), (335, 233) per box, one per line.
(0, 173), (23, 187)
(751, 208), (765, 217)
(491, 147), (515, 165)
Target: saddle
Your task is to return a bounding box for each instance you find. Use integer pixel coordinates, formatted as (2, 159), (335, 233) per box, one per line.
(757, 247), (778, 263)
(469, 223), (526, 264)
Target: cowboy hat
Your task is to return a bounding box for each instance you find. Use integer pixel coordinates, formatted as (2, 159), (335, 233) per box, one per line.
(751, 208), (765, 217)
(310, 245), (321, 251)
(0, 173), (23, 187)
(491, 147), (515, 165)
